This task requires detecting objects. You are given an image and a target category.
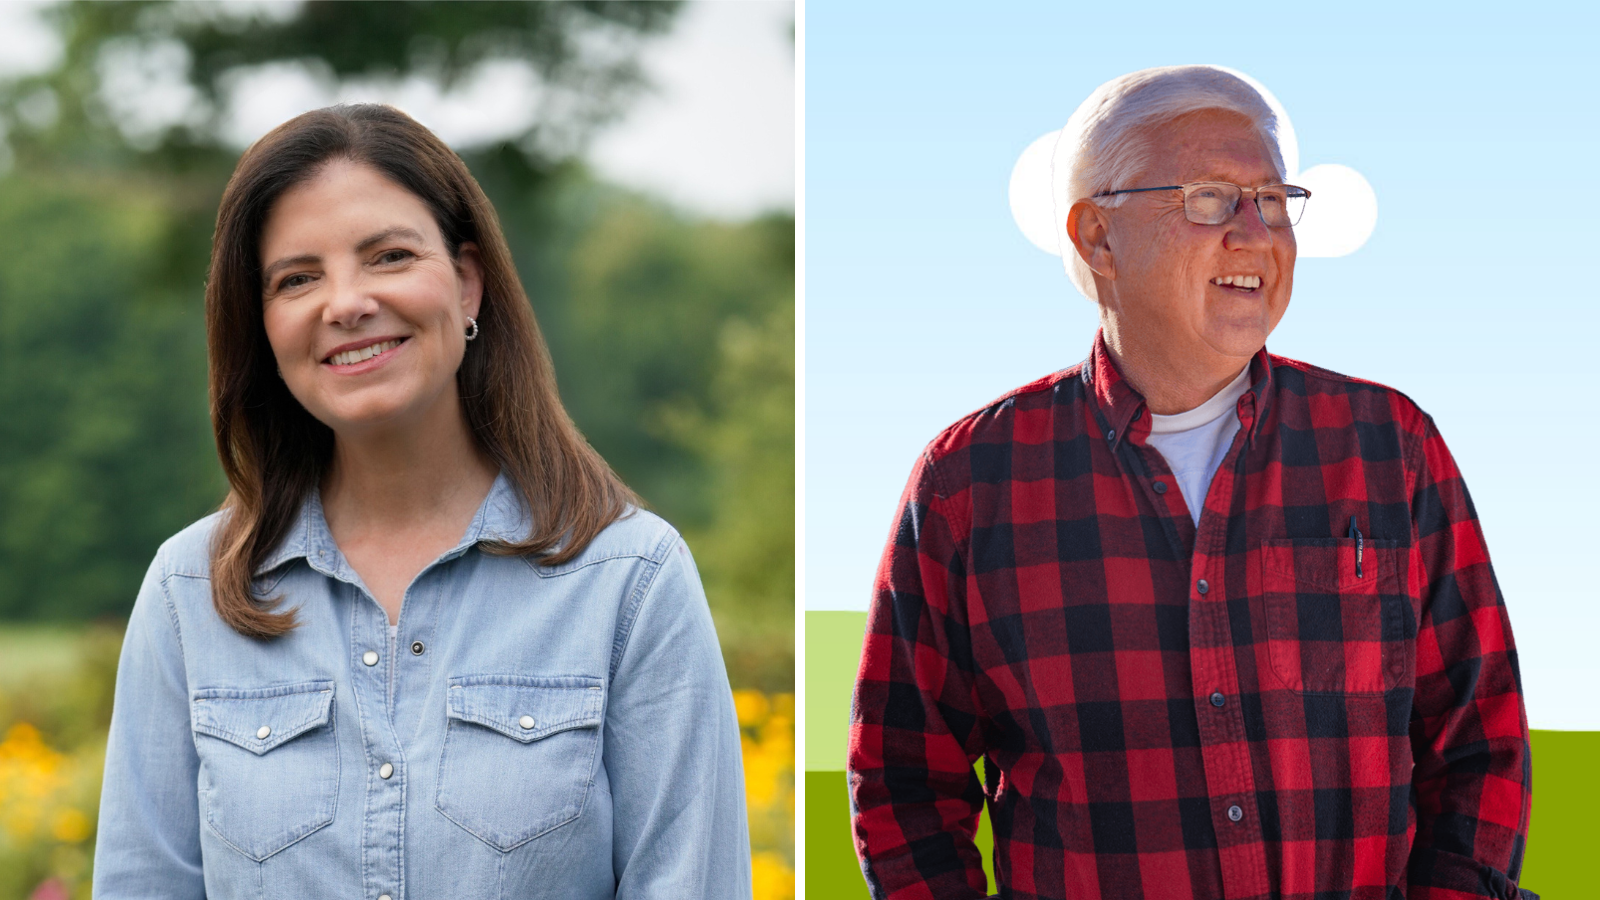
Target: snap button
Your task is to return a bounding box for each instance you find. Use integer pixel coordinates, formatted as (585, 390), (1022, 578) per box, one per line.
(379, 895), (391, 900)
(256, 725), (271, 739)
(519, 715), (535, 730)
(1197, 579), (1209, 595)
(411, 640), (425, 656)
(1227, 805), (1243, 822)
(1209, 692), (1225, 708)
(1153, 481), (1167, 494)
(362, 650), (379, 666)
(379, 763), (393, 779)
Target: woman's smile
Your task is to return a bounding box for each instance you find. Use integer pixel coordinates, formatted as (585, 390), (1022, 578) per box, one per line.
(322, 335), (409, 373)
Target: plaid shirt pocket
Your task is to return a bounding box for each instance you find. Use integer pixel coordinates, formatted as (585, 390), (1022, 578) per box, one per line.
(1259, 538), (1411, 694)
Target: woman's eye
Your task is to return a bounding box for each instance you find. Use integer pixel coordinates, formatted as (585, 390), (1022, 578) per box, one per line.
(377, 249), (413, 265)
(279, 273), (312, 291)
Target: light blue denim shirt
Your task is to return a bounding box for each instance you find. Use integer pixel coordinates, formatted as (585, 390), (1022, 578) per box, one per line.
(93, 474), (752, 899)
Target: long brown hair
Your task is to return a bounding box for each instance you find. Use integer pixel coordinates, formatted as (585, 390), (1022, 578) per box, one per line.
(206, 104), (636, 638)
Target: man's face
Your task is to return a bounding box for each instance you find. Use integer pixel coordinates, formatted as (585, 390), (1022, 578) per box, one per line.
(1094, 109), (1296, 364)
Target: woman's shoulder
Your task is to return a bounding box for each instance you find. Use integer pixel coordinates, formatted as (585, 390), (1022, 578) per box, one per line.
(529, 506), (683, 577)
(147, 509), (229, 581)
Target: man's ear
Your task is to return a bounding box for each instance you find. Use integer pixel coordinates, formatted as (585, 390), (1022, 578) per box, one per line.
(1066, 200), (1115, 280)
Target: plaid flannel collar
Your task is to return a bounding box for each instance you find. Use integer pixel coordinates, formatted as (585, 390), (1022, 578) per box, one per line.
(1081, 329), (1276, 451)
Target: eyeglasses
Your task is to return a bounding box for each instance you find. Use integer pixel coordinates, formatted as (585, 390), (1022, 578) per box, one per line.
(1091, 182), (1311, 227)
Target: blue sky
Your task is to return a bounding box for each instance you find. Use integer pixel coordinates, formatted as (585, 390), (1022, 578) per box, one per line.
(803, 1), (1599, 729)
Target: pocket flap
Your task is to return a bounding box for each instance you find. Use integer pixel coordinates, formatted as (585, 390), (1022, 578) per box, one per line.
(1260, 537), (1400, 593)
(446, 675), (604, 743)
(192, 681), (335, 755)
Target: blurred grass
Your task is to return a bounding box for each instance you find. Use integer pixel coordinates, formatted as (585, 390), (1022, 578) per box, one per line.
(0, 628), (82, 686)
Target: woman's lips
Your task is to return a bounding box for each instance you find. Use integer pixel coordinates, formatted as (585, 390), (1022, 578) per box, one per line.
(323, 337), (407, 373)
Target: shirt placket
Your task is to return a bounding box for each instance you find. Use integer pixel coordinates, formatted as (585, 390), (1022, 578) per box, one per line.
(315, 553), (406, 900)
(1185, 393), (1269, 899)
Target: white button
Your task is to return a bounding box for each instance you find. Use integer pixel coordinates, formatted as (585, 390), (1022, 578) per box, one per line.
(518, 715), (535, 730)
(362, 650), (379, 666)
(379, 895), (391, 900)
(379, 763), (394, 779)
(256, 726), (271, 740)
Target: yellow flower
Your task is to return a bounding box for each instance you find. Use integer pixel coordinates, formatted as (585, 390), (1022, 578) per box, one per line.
(50, 807), (92, 844)
(733, 689), (771, 728)
(751, 850), (795, 900)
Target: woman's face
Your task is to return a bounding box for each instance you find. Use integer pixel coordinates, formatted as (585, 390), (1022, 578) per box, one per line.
(260, 159), (482, 440)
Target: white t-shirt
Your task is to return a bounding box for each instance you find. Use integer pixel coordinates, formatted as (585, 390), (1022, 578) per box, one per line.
(1145, 365), (1252, 526)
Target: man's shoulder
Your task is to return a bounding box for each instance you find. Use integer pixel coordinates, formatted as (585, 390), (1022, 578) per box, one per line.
(923, 365), (1086, 466)
(1266, 353), (1432, 429)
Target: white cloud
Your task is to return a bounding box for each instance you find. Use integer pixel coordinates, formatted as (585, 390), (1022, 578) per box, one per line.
(1291, 164), (1377, 258)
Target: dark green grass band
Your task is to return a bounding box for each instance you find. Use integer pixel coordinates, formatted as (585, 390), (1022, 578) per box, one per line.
(806, 730), (1594, 897)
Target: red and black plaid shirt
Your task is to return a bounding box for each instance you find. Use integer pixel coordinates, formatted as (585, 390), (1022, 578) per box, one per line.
(849, 332), (1532, 900)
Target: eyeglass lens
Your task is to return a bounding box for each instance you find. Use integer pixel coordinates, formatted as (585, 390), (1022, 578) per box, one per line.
(1185, 183), (1307, 227)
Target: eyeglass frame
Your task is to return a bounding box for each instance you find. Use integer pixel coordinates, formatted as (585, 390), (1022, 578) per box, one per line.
(1089, 181), (1312, 227)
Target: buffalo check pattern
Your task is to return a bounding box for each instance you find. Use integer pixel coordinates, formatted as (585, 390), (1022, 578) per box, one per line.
(849, 333), (1533, 900)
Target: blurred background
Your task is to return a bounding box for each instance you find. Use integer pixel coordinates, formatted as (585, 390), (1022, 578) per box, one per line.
(0, 1), (794, 897)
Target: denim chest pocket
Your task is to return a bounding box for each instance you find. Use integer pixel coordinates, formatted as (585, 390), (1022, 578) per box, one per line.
(190, 681), (338, 861)
(435, 675), (605, 851)
(1258, 539), (1413, 694)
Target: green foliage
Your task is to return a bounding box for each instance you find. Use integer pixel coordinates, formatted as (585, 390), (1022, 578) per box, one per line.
(0, 175), (220, 620)
(502, 181), (796, 687)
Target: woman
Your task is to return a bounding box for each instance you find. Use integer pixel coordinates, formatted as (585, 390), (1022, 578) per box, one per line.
(92, 105), (751, 899)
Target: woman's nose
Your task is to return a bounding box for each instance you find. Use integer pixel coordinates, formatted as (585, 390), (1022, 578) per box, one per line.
(322, 274), (380, 327)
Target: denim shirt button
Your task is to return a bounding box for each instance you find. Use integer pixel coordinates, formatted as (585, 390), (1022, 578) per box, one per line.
(379, 895), (391, 900)
(379, 763), (394, 780)
(519, 715), (536, 730)
(362, 650), (379, 667)
(256, 725), (271, 740)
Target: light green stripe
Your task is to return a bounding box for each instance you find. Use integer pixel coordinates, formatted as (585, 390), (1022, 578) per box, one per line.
(805, 610), (867, 771)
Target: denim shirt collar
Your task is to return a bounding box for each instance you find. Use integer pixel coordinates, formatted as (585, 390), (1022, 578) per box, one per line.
(254, 471), (529, 579)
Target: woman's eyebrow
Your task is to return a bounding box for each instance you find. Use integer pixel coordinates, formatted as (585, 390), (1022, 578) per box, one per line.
(262, 253), (318, 286)
(355, 226), (427, 253)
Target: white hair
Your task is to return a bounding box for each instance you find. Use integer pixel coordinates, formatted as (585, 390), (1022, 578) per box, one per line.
(1052, 65), (1286, 301)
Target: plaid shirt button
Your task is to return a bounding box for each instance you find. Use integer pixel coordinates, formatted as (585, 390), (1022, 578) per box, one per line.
(1227, 805), (1244, 822)
(1105, 429), (1116, 442)
(1196, 579), (1209, 594)
(1209, 692), (1225, 707)
(1153, 481), (1168, 494)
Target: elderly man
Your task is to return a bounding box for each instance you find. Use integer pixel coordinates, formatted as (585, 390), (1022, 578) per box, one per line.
(849, 66), (1533, 900)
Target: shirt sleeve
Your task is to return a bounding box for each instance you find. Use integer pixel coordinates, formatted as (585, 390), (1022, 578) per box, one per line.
(92, 556), (206, 900)
(1405, 416), (1535, 900)
(849, 451), (990, 900)
(606, 535), (753, 899)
